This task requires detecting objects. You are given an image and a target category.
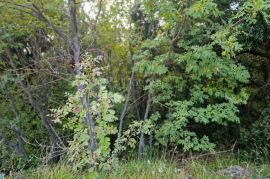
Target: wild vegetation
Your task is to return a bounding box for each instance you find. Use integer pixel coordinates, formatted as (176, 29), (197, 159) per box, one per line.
(0, 0), (270, 178)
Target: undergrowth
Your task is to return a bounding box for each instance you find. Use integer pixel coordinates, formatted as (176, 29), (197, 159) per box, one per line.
(8, 153), (270, 179)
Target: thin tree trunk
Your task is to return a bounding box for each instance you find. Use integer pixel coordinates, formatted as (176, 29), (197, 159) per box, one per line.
(68, 0), (97, 152)
(117, 13), (141, 140)
(68, 0), (81, 75)
(149, 106), (156, 160)
(138, 94), (151, 159)
(117, 71), (135, 139)
(82, 93), (97, 152)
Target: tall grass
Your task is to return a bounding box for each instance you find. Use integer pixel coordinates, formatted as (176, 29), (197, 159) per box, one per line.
(9, 153), (270, 179)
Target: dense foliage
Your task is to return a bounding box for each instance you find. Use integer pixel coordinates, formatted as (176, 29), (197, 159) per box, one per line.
(0, 0), (269, 174)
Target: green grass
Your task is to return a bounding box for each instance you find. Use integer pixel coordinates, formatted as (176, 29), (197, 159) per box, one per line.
(183, 154), (270, 179)
(8, 154), (270, 179)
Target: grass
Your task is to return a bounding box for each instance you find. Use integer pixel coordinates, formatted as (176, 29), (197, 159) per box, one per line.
(183, 154), (270, 179)
(8, 154), (270, 179)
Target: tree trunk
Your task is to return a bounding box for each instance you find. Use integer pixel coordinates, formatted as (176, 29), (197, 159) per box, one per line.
(138, 94), (151, 159)
(92, 0), (103, 59)
(68, 0), (97, 152)
(117, 29), (141, 140)
(117, 70), (135, 140)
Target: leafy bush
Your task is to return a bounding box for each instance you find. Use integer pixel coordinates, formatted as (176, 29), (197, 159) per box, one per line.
(134, 0), (250, 153)
(241, 98), (270, 163)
